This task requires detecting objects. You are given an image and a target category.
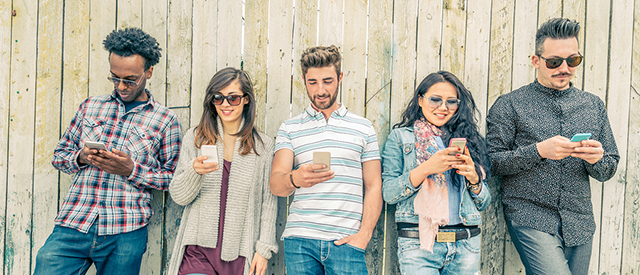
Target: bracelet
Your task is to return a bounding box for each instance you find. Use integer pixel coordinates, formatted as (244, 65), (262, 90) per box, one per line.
(290, 171), (300, 189)
(467, 182), (481, 191)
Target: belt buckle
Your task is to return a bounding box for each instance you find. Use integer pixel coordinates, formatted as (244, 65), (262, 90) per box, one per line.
(436, 231), (455, 242)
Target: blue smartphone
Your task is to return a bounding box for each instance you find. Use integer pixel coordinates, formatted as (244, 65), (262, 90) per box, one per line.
(570, 133), (592, 142)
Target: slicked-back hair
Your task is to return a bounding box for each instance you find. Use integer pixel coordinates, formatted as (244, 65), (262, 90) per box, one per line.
(103, 28), (162, 70)
(394, 71), (491, 185)
(194, 67), (263, 155)
(535, 18), (580, 55)
(300, 45), (341, 78)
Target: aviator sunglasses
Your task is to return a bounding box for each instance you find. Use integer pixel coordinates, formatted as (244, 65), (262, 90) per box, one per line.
(212, 94), (245, 106)
(107, 71), (146, 87)
(537, 54), (583, 69)
(423, 96), (461, 110)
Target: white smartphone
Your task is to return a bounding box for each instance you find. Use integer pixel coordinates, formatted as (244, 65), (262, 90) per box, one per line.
(313, 151), (331, 172)
(448, 138), (467, 155)
(201, 145), (218, 164)
(84, 140), (107, 151)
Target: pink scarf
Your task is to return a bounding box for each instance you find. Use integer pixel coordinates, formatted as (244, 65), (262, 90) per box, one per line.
(413, 118), (449, 251)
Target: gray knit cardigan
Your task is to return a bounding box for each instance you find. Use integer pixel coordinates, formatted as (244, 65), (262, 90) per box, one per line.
(166, 127), (278, 275)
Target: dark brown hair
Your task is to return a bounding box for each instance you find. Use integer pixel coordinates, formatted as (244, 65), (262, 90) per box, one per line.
(194, 67), (262, 155)
(300, 45), (341, 78)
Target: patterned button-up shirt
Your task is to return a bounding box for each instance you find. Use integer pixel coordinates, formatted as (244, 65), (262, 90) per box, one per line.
(486, 80), (619, 247)
(52, 90), (182, 235)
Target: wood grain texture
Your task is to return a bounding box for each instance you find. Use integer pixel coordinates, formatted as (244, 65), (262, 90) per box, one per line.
(143, 0), (168, 105)
(6, 0), (38, 272)
(31, 0), (64, 272)
(0, 0), (12, 272)
(341, 0), (367, 117)
(318, 0), (343, 47)
(189, 0), (217, 127)
(510, 0), (537, 90)
(441, 0), (466, 78)
(599, 0), (634, 273)
(562, 0), (586, 90)
(217, 1), (242, 69)
(390, 0), (418, 127)
(243, 0), (269, 132)
(537, 0), (561, 24)
(117, 0), (142, 29)
(291, 0), (318, 117)
(88, 0), (115, 98)
(166, 0), (192, 108)
(416, 0), (442, 83)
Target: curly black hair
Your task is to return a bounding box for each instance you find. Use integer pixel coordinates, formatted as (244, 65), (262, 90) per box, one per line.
(103, 28), (162, 70)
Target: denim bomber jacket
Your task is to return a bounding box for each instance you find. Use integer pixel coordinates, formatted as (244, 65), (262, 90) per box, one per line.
(381, 127), (491, 225)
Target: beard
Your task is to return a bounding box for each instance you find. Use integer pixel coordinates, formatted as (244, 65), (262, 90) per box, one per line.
(309, 88), (339, 110)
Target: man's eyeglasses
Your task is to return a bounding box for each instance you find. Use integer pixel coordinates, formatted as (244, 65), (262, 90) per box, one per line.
(107, 71), (146, 87)
(212, 94), (245, 106)
(537, 54), (583, 69)
(423, 96), (460, 110)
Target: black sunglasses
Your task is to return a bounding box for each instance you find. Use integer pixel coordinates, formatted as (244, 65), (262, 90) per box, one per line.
(537, 54), (583, 69)
(212, 94), (245, 106)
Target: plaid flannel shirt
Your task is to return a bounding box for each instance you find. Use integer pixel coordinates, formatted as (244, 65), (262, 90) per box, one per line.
(52, 90), (182, 235)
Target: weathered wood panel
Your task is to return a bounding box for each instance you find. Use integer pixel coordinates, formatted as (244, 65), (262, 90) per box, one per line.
(88, 0), (115, 98)
(441, 0), (466, 78)
(117, 0), (142, 29)
(0, 0), (12, 273)
(190, 0), (217, 127)
(243, 0), (269, 132)
(291, 0), (318, 116)
(217, 1), (242, 69)
(416, 0), (442, 81)
(341, 0), (367, 117)
(166, 0), (192, 109)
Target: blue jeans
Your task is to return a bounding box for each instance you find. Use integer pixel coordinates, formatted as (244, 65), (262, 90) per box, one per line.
(506, 219), (592, 275)
(34, 224), (148, 275)
(284, 237), (368, 275)
(396, 229), (481, 275)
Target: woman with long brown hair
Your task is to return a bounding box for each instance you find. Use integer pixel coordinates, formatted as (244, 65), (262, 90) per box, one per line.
(167, 67), (278, 275)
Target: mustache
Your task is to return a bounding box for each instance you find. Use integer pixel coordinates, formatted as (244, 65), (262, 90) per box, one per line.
(552, 72), (572, 77)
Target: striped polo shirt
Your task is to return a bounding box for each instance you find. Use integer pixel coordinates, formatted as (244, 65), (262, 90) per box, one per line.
(276, 104), (380, 241)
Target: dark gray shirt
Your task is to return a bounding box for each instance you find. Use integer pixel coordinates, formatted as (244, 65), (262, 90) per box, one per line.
(486, 80), (619, 247)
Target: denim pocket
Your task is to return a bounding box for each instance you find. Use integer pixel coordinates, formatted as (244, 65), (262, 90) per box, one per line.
(397, 236), (421, 254)
(344, 243), (365, 253)
(460, 233), (481, 254)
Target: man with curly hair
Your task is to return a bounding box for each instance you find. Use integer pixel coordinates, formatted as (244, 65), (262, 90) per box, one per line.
(34, 28), (182, 274)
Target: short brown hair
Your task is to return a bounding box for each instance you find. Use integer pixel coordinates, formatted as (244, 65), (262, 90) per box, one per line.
(300, 45), (341, 78)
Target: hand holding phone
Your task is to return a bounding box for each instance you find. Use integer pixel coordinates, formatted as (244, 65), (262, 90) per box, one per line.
(313, 151), (331, 172)
(201, 145), (218, 164)
(84, 141), (107, 151)
(448, 138), (467, 155)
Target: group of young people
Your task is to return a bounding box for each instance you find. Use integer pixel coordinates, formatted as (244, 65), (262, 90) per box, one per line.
(32, 17), (619, 275)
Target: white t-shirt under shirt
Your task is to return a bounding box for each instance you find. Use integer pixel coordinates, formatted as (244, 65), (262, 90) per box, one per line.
(275, 104), (380, 241)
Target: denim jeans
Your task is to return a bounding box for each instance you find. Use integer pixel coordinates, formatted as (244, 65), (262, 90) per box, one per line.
(396, 229), (481, 275)
(506, 219), (592, 275)
(284, 237), (368, 275)
(33, 224), (148, 275)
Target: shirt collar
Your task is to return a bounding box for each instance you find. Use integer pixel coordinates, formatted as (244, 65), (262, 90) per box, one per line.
(110, 89), (155, 109)
(533, 79), (575, 98)
(304, 103), (348, 118)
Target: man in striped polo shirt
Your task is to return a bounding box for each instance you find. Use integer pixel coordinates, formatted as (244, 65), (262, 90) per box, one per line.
(270, 45), (383, 275)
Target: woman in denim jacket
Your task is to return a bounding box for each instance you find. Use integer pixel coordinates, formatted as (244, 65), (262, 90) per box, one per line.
(381, 71), (491, 274)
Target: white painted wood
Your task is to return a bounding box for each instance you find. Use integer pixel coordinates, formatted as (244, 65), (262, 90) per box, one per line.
(166, 0), (192, 108)
(31, 0), (65, 272)
(600, 0), (634, 273)
(6, 0), (38, 273)
(190, 0), (218, 127)
(243, 0), (269, 132)
(463, 0), (491, 134)
(341, 0), (367, 117)
(0, 0), (12, 271)
(88, 0), (116, 98)
(511, 0), (537, 90)
(537, 0), (562, 24)
(441, 0), (466, 78)
(217, 1), (242, 69)
(562, 0), (586, 90)
(117, 0), (142, 29)
(143, 0), (168, 106)
(318, 0), (343, 47)
(390, 0), (418, 127)
(291, 0), (318, 117)
(416, 0), (442, 85)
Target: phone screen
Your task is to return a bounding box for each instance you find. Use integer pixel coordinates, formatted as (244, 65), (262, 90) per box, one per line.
(201, 145), (218, 164)
(448, 138), (467, 155)
(313, 151), (331, 172)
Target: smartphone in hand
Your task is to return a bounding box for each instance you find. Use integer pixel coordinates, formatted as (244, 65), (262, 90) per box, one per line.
(448, 138), (467, 155)
(84, 141), (107, 151)
(570, 133), (592, 142)
(201, 145), (218, 164)
(313, 151), (331, 172)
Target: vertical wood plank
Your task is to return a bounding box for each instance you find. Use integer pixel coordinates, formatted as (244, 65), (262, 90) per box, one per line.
(31, 0), (64, 272)
(0, 0), (12, 271)
(217, 1), (242, 69)
(117, 0), (142, 29)
(583, 1), (610, 273)
(141, 1), (170, 274)
(190, 0), (217, 127)
(291, 0), (317, 116)
(243, 0), (269, 132)
(166, 0), (192, 109)
(6, 0), (38, 273)
(510, 0), (537, 91)
(622, 2), (640, 273)
(599, 0), (634, 273)
(317, 0), (343, 47)
(463, 0), (491, 133)
(264, 0), (294, 138)
(390, 0), (418, 127)
(88, 0), (116, 98)
(562, 0), (586, 90)
(441, 0), (466, 78)
(264, 1), (294, 273)
(537, 0), (562, 23)
(416, 0), (443, 81)
(487, 0), (515, 273)
(341, 0), (366, 117)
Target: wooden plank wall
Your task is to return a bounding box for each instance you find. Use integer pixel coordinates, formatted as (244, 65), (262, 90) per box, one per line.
(1, 0), (639, 274)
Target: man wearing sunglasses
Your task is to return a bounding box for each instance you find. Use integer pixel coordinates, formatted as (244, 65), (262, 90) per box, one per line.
(34, 28), (182, 274)
(487, 18), (619, 275)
